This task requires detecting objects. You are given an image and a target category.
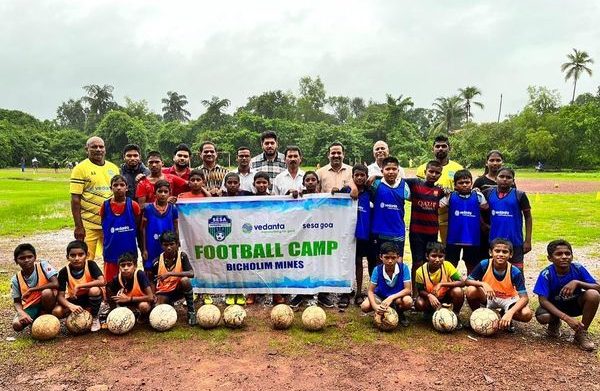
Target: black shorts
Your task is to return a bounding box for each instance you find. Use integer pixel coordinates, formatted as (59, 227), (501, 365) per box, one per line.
(536, 297), (583, 318)
(356, 239), (371, 260)
(156, 290), (184, 304)
(445, 244), (481, 269)
(511, 245), (525, 266)
(409, 233), (438, 269)
(68, 295), (91, 308)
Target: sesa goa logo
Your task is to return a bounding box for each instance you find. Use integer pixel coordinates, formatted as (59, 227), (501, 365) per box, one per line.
(208, 215), (232, 242)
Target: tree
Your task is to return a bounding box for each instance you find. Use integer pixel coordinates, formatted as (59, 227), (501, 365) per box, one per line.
(199, 96), (231, 129)
(458, 86), (484, 122)
(431, 96), (465, 134)
(242, 90), (296, 120)
(82, 84), (116, 117)
(526, 86), (561, 115)
(96, 111), (148, 160)
(297, 76), (327, 122)
(350, 97), (366, 118)
(327, 96), (352, 123)
(561, 49), (594, 103)
(385, 94), (414, 129)
(162, 91), (191, 122)
(56, 99), (86, 131)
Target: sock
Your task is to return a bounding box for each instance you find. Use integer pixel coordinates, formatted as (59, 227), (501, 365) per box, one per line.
(184, 289), (194, 312)
(89, 295), (103, 317)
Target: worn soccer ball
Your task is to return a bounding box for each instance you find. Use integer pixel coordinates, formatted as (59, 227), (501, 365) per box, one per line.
(223, 305), (247, 328)
(196, 304), (222, 329)
(270, 304), (294, 330)
(301, 306), (327, 331)
(31, 314), (61, 340)
(432, 308), (458, 333)
(106, 307), (136, 335)
(374, 307), (399, 331)
(65, 310), (93, 335)
(470, 308), (500, 336)
(149, 304), (178, 332)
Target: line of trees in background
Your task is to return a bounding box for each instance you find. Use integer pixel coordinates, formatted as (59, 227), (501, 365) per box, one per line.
(0, 51), (598, 169)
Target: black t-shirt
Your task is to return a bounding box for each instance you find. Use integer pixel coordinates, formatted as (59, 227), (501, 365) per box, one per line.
(108, 269), (150, 293)
(151, 252), (193, 284)
(473, 175), (497, 192)
(58, 261), (103, 291)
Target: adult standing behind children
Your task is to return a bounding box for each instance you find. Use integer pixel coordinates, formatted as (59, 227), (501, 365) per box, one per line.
(196, 141), (229, 195)
(367, 140), (406, 179)
(120, 144), (150, 200)
(221, 147), (256, 193)
(316, 142), (352, 193)
(272, 146), (305, 196)
(163, 143), (192, 180)
(416, 135), (463, 243)
(70, 136), (119, 260)
(251, 131), (287, 183)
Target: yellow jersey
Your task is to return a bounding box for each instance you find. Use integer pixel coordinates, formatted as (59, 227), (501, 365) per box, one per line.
(416, 160), (463, 190)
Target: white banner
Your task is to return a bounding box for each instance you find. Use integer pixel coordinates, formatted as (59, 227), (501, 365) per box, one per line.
(177, 194), (357, 294)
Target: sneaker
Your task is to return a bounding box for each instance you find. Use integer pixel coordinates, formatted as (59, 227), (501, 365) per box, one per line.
(547, 317), (561, 338)
(225, 295), (235, 305)
(187, 311), (197, 326)
(203, 294), (213, 305)
(273, 294), (286, 305)
(338, 294), (350, 309)
(317, 293), (335, 308)
(399, 312), (409, 327)
(455, 321), (464, 331)
(246, 294), (255, 305)
(91, 317), (101, 332)
(235, 294), (246, 305)
(289, 295), (305, 308)
(354, 293), (366, 306)
(574, 329), (596, 351)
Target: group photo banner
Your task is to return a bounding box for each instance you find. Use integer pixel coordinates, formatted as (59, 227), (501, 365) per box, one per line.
(177, 194), (357, 294)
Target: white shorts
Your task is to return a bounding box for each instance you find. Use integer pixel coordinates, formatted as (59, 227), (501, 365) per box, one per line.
(486, 296), (518, 312)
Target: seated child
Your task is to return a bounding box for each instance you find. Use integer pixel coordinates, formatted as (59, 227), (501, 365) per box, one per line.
(107, 252), (154, 320)
(534, 239), (600, 351)
(152, 231), (196, 325)
(54, 240), (105, 332)
(178, 169), (211, 199)
(414, 242), (465, 323)
(11, 244), (59, 331)
(361, 242), (413, 326)
(465, 238), (532, 331)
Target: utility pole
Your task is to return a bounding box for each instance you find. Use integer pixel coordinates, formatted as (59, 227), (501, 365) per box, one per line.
(497, 94), (503, 123)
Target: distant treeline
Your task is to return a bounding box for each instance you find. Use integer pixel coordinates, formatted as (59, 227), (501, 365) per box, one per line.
(1, 78), (599, 169)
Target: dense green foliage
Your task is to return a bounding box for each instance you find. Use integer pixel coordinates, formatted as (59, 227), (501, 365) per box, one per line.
(1, 77), (599, 169)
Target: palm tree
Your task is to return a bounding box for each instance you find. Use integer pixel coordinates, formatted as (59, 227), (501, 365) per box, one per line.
(200, 96), (231, 128)
(561, 49), (594, 103)
(458, 86), (484, 122)
(385, 94), (414, 127)
(431, 95), (465, 135)
(82, 84), (116, 116)
(162, 91), (191, 122)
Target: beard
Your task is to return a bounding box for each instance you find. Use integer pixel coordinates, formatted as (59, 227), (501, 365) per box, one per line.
(175, 161), (189, 169)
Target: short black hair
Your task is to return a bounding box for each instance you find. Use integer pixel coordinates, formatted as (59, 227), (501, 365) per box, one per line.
(547, 239), (573, 256)
(200, 141), (216, 151)
(14, 243), (36, 262)
(110, 174), (128, 186)
(123, 144), (141, 156)
(497, 167), (515, 178)
(189, 169), (205, 180)
(379, 241), (400, 255)
(425, 241), (445, 256)
(260, 131), (277, 143)
(66, 240), (88, 256)
(490, 238), (513, 253)
(425, 160), (442, 170)
(253, 171), (270, 183)
(352, 164), (368, 175)
(329, 142), (345, 153)
(381, 156), (399, 167)
(154, 179), (170, 192)
(453, 169), (472, 183)
(147, 150), (162, 160)
(433, 135), (449, 146)
(224, 172), (240, 182)
(284, 145), (302, 158)
(159, 230), (179, 244)
(303, 171), (319, 183)
(237, 146), (251, 154)
(174, 143), (191, 155)
(118, 252), (137, 266)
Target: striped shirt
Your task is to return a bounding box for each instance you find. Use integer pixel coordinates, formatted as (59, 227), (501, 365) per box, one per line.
(405, 178), (445, 235)
(250, 152), (287, 181)
(196, 164), (229, 191)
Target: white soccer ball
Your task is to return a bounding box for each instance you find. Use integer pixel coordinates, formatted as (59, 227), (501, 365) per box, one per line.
(149, 304), (178, 332)
(196, 304), (222, 329)
(270, 304), (294, 330)
(107, 307), (136, 335)
(432, 308), (458, 333)
(65, 310), (93, 335)
(223, 305), (247, 328)
(31, 314), (61, 341)
(374, 307), (399, 331)
(301, 306), (327, 331)
(470, 308), (500, 336)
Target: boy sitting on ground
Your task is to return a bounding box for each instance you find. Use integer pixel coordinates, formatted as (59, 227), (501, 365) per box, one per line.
(534, 239), (600, 351)
(107, 252), (154, 321)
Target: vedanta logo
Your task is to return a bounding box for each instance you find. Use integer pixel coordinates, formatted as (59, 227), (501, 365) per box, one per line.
(254, 223), (286, 230)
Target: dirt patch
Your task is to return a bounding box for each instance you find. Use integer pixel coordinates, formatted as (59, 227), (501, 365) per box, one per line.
(516, 178), (600, 194)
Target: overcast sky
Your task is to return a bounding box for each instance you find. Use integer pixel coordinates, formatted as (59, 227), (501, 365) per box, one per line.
(1, 1), (599, 122)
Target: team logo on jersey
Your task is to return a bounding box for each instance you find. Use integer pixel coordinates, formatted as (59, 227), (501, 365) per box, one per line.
(208, 215), (232, 242)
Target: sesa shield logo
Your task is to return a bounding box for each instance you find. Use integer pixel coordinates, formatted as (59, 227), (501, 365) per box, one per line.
(208, 215), (232, 242)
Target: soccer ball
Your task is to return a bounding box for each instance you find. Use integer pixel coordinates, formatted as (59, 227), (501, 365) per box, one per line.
(301, 306), (327, 331)
(196, 304), (221, 329)
(223, 305), (247, 328)
(65, 310), (93, 335)
(149, 304), (178, 332)
(106, 307), (136, 335)
(470, 308), (500, 336)
(270, 304), (294, 330)
(31, 314), (61, 340)
(374, 307), (398, 331)
(432, 308), (458, 333)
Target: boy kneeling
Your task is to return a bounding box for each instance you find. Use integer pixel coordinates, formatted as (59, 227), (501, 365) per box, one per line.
(152, 231), (196, 325)
(11, 244), (59, 331)
(534, 239), (600, 351)
(53, 240), (105, 332)
(107, 252), (154, 321)
(414, 242), (465, 326)
(466, 238), (532, 331)
(361, 242), (413, 326)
